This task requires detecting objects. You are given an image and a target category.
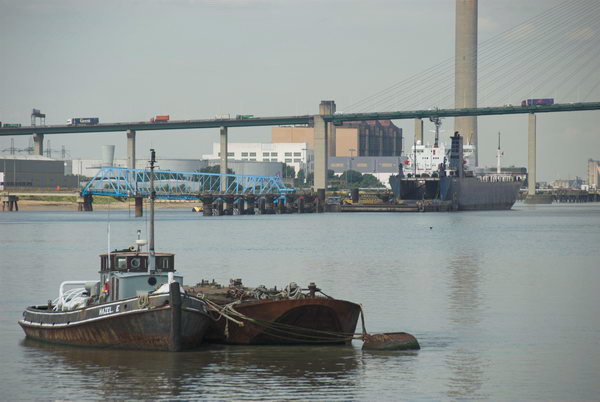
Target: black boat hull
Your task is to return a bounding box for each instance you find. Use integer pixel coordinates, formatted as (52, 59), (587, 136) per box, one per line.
(390, 175), (521, 211)
(440, 176), (521, 210)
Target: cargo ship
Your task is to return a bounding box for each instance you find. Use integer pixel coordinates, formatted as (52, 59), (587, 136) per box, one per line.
(390, 132), (522, 211)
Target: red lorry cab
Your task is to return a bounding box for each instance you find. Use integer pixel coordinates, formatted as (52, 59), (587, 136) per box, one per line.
(151, 115), (170, 123)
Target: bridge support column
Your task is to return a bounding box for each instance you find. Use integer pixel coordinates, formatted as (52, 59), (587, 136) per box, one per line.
(127, 130), (136, 169)
(33, 133), (44, 156)
(201, 196), (213, 216)
(276, 197), (285, 214)
(220, 126), (228, 193)
(527, 113), (536, 197)
(316, 188), (326, 213)
(414, 119), (423, 144)
(297, 196), (305, 213)
(321, 100), (336, 157)
(523, 113), (552, 204)
(257, 198), (266, 215)
(213, 199), (224, 216)
(78, 194), (93, 212)
(313, 115), (328, 191)
(223, 197), (233, 215)
(2, 195), (19, 211)
(134, 195), (143, 217)
(234, 198), (245, 215)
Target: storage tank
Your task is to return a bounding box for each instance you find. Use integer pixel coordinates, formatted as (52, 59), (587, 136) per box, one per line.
(133, 159), (209, 171)
(217, 161), (284, 177)
(101, 145), (115, 167)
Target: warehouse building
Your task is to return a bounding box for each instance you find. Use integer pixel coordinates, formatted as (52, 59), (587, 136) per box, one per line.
(328, 156), (404, 188)
(0, 155), (78, 190)
(272, 120), (402, 157)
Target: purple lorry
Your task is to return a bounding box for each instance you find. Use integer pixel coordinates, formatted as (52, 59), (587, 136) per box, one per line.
(521, 98), (554, 107)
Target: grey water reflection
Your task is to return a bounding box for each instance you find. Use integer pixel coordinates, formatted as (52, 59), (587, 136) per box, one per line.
(445, 251), (489, 399)
(447, 252), (483, 327)
(20, 339), (362, 400)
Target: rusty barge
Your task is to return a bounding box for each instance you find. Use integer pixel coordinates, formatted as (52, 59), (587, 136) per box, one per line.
(187, 280), (362, 345)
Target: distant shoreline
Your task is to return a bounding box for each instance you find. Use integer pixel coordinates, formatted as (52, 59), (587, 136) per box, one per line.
(9, 199), (198, 212)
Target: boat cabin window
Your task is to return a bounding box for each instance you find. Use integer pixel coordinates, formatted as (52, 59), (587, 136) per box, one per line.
(157, 256), (173, 271)
(116, 257), (127, 270)
(101, 253), (173, 272)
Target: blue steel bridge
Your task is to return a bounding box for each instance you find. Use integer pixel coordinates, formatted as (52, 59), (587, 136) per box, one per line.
(81, 167), (293, 200)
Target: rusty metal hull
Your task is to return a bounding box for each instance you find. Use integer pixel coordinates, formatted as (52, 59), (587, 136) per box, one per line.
(362, 332), (420, 351)
(205, 298), (362, 345)
(19, 293), (210, 351)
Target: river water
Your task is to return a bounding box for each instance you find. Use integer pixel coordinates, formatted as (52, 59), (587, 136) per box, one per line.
(1, 203), (599, 400)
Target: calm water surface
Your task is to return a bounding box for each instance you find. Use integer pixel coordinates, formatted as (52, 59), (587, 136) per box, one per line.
(1, 203), (599, 400)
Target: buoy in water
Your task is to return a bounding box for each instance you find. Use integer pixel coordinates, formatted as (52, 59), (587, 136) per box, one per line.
(362, 332), (420, 351)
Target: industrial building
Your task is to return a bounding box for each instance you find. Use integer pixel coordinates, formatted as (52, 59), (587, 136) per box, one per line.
(328, 156), (403, 188)
(202, 142), (313, 175)
(588, 159), (600, 189)
(0, 155), (78, 190)
(552, 178), (584, 190)
(272, 120), (402, 157)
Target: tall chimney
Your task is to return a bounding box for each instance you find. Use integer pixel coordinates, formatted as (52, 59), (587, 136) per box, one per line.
(454, 0), (478, 166)
(101, 145), (116, 167)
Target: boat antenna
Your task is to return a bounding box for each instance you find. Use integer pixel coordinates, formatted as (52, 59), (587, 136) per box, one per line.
(148, 149), (156, 273)
(107, 221), (111, 270)
(107, 191), (111, 270)
(496, 131), (502, 174)
(413, 130), (417, 177)
(429, 113), (442, 148)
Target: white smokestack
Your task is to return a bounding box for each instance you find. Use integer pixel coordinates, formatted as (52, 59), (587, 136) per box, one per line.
(101, 145), (116, 167)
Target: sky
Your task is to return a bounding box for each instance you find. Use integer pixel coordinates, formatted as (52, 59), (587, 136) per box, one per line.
(0, 0), (598, 181)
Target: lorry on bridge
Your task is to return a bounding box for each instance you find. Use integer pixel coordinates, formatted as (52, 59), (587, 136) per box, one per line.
(2, 123), (22, 128)
(150, 115), (170, 123)
(236, 114), (255, 120)
(68, 117), (100, 125)
(521, 98), (554, 107)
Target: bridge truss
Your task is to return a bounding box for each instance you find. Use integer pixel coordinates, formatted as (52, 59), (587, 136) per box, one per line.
(81, 167), (292, 200)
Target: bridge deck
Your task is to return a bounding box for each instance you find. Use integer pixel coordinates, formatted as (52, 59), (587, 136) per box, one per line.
(1, 103), (598, 136)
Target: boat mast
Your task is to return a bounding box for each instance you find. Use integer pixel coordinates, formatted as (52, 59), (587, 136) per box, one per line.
(496, 131), (502, 174)
(430, 114), (442, 148)
(413, 132), (417, 177)
(149, 149), (156, 273)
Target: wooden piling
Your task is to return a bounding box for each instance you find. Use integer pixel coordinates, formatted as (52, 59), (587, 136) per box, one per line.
(134, 196), (143, 217)
(2, 195), (19, 212)
(168, 281), (182, 352)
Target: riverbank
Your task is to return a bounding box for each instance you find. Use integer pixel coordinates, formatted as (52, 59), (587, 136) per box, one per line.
(7, 198), (198, 212)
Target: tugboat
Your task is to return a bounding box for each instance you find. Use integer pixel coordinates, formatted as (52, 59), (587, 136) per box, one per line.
(18, 150), (212, 351)
(187, 279), (363, 345)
